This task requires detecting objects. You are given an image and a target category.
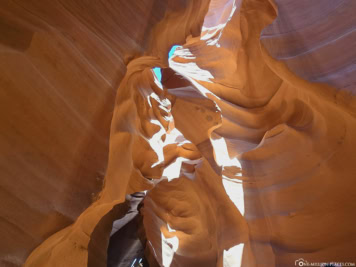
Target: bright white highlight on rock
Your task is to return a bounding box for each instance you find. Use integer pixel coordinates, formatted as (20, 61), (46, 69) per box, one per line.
(211, 137), (241, 169)
(201, 0), (240, 46)
(162, 157), (201, 181)
(222, 177), (245, 215)
(223, 243), (244, 267)
(167, 224), (176, 233)
(170, 61), (214, 83)
(148, 118), (166, 168)
(161, 232), (179, 267)
(162, 157), (184, 181)
(212, 137), (244, 215)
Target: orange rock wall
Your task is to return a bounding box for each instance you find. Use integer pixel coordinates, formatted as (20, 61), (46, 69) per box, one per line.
(1, 0), (356, 266)
(0, 0), (174, 265)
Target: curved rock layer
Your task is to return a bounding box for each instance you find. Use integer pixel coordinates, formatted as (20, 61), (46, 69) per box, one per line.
(0, 0), (193, 265)
(21, 1), (210, 266)
(262, 0), (356, 94)
(5, 0), (356, 266)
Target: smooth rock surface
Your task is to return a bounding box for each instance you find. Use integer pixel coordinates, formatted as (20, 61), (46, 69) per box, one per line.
(0, 0), (177, 265)
(1, 0), (356, 266)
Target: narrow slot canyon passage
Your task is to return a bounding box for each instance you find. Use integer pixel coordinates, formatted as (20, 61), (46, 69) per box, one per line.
(1, 1), (356, 267)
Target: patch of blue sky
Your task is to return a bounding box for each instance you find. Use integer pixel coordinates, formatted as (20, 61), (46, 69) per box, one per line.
(153, 67), (162, 81)
(168, 45), (180, 59)
(153, 45), (180, 82)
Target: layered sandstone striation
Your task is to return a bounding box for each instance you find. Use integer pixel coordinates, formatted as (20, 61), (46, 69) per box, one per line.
(0, 0), (188, 265)
(0, 0), (355, 266)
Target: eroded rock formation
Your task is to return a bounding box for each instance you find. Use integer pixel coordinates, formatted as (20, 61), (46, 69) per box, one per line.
(0, 0), (184, 265)
(1, 0), (356, 266)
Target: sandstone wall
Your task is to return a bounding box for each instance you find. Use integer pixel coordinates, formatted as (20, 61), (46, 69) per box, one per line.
(0, 0), (172, 265)
(1, 0), (356, 266)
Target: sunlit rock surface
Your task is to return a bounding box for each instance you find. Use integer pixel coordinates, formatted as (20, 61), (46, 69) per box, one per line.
(0, 0), (197, 265)
(0, 0), (355, 266)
